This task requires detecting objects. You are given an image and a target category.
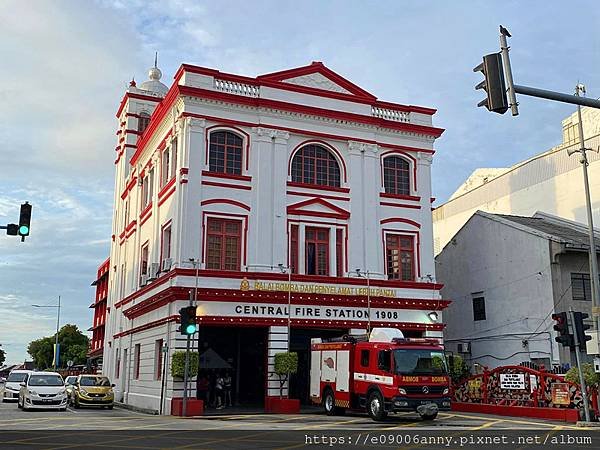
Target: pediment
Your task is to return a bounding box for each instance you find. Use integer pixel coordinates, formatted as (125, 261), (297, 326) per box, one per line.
(258, 62), (376, 99)
(287, 198), (350, 220)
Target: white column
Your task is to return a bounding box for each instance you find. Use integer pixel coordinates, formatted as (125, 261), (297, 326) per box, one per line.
(267, 326), (289, 397)
(417, 152), (434, 278)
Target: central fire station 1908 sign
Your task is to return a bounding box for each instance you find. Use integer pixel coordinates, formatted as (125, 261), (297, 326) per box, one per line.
(500, 373), (526, 390)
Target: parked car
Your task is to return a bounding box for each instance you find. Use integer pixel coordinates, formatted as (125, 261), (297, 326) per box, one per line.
(64, 376), (78, 401)
(2, 370), (32, 402)
(18, 372), (67, 411)
(70, 375), (114, 409)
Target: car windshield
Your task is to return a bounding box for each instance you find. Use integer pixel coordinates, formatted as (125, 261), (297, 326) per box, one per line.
(80, 377), (111, 387)
(393, 350), (448, 375)
(28, 375), (64, 386)
(7, 373), (28, 382)
(65, 377), (77, 385)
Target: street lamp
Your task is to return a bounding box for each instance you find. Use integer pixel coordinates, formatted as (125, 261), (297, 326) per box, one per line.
(32, 296), (61, 370)
(355, 269), (371, 334)
(278, 264), (292, 348)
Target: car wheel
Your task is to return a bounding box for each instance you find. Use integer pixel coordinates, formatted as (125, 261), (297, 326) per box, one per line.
(367, 391), (387, 422)
(323, 389), (336, 416)
(421, 412), (438, 421)
(108, 405), (114, 410)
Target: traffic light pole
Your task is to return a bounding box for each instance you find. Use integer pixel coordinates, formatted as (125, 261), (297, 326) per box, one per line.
(182, 289), (194, 417)
(569, 309), (591, 422)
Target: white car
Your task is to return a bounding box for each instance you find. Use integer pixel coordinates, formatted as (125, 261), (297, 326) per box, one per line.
(2, 370), (32, 402)
(18, 372), (67, 411)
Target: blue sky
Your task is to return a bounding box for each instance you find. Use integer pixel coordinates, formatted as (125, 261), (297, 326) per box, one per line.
(1, 0), (598, 364)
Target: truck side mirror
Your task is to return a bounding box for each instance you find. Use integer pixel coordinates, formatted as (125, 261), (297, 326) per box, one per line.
(378, 350), (391, 372)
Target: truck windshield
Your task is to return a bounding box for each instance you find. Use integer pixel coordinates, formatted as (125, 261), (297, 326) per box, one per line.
(393, 349), (448, 375)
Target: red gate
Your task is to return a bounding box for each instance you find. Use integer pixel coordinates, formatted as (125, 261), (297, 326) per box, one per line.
(452, 365), (597, 422)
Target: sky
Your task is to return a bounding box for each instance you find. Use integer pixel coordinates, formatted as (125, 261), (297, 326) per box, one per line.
(1, 0), (599, 365)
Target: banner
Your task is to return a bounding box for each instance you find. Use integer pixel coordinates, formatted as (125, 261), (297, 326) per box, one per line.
(552, 383), (570, 405)
(52, 343), (60, 368)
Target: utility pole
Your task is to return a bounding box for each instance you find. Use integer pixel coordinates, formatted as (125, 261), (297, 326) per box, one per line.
(569, 309), (591, 422)
(182, 289), (194, 417)
(567, 86), (600, 354)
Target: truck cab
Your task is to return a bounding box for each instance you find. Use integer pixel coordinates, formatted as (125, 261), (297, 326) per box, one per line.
(311, 328), (451, 421)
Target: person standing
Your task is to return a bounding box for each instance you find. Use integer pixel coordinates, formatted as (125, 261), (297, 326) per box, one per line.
(215, 373), (224, 409)
(224, 371), (232, 407)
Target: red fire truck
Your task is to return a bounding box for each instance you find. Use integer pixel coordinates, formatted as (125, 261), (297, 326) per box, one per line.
(310, 328), (451, 421)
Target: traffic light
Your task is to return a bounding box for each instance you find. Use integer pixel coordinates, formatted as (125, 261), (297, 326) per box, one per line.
(474, 53), (509, 114)
(18, 202), (32, 238)
(6, 224), (18, 236)
(179, 306), (197, 336)
(552, 312), (574, 348)
(573, 312), (592, 352)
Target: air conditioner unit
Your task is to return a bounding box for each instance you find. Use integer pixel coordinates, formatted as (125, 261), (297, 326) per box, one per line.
(161, 258), (173, 272)
(148, 263), (160, 280)
(139, 274), (148, 286)
(457, 343), (471, 354)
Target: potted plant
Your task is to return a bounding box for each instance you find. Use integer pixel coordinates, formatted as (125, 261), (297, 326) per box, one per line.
(170, 351), (203, 416)
(266, 351), (300, 414)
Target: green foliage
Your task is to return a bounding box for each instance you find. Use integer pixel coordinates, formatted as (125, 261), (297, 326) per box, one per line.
(27, 324), (89, 370)
(0, 347), (5, 366)
(447, 354), (471, 384)
(274, 352), (298, 399)
(565, 364), (600, 388)
(170, 351), (199, 379)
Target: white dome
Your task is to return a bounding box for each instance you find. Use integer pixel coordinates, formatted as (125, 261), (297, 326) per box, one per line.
(140, 65), (168, 96)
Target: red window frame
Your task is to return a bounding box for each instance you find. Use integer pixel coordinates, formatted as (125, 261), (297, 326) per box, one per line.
(140, 242), (149, 280)
(205, 217), (242, 271)
(383, 156), (410, 195)
(155, 339), (163, 380)
(336, 228), (343, 277)
(160, 222), (172, 263)
(305, 227), (329, 276)
(134, 344), (141, 380)
(290, 225), (299, 274)
(208, 131), (243, 175)
(385, 234), (415, 281)
(291, 145), (341, 188)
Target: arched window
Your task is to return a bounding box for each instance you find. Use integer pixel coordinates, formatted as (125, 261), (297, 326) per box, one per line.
(138, 112), (151, 133)
(383, 156), (410, 195)
(291, 144), (341, 187)
(209, 131), (243, 175)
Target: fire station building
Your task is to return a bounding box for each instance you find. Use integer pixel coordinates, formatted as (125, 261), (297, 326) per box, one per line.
(102, 60), (448, 412)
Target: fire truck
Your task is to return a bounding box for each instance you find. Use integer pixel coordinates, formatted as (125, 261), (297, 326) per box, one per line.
(310, 328), (451, 421)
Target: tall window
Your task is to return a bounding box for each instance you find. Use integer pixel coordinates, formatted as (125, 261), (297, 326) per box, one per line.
(291, 145), (341, 187)
(209, 131), (243, 175)
(141, 169), (154, 210)
(336, 229), (343, 277)
(472, 297), (486, 321)
(572, 273), (592, 301)
(383, 156), (410, 195)
(134, 344), (141, 379)
(138, 112), (150, 133)
(386, 234), (414, 281)
(115, 349), (120, 379)
(306, 227), (329, 276)
(206, 218), (242, 271)
(140, 243), (149, 285)
(155, 339), (163, 381)
(170, 138), (178, 180)
(161, 223), (172, 262)
(290, 225), (299, 274)
(161, 148), (171, 187)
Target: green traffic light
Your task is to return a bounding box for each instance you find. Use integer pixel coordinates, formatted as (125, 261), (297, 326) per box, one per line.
(185, 324), (197, 334)
(19, 225), (29, 235)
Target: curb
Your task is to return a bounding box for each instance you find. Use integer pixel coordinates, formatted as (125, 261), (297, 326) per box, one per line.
(115, 401), (159, 415)
(576, 421), (600, 427)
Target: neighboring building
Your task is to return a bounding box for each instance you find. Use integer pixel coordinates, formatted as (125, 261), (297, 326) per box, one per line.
(433, 107), (600, 254)
(436, 210), (597, 369)
(103, 60), (447, 413)
(88, 258), (109, 369)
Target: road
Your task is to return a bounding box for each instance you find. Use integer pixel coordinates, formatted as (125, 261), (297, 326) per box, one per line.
(0, 400), (598, 449)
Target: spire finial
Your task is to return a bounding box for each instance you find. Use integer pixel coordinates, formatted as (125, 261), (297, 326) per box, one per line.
(154, 51), (158, 69)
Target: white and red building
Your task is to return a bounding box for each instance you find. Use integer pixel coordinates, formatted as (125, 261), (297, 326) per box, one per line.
(102, 60), (448, 412)
(88, 257), (109, 368)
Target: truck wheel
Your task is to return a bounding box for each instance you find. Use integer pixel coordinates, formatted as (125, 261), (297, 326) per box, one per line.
(367, 391), (387, 421)
(421, 413), (438, 421)
(323, 390), (336, 416)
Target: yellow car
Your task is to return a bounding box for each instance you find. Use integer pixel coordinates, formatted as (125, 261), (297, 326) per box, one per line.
(70, 375), (115, 409)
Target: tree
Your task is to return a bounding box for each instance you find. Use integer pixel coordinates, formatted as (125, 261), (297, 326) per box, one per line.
(27, 324), (89, 370)
(0, 347), (5, 366)
(565, 364), (600, 388)
(274, 352), (298, 399)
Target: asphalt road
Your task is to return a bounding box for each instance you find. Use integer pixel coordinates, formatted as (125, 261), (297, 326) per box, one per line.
(0, 400), (598, 449)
